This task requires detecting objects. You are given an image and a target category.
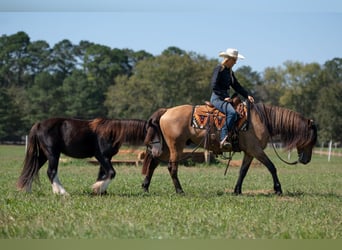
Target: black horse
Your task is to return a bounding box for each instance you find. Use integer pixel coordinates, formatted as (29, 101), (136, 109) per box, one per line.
(17, 117), (158, 195)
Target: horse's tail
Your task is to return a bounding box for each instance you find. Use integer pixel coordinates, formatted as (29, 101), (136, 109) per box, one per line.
(141, 149), (161, 175)
(17, 122), (43, 192)
(144, 108), (167, 146)
(142, 150), (153, 175)
(142, 108), (167, 175)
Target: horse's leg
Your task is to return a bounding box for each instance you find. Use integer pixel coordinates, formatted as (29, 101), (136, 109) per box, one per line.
(168, 161), (184, 194)
(233, 153), (254, 195)
(92, 156), (116, 195)
(46, 152), (68, 195)
(142, 156), (159, 192)
(255, 151), (283, 195)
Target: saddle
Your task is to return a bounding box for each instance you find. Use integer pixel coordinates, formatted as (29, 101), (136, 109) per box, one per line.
(192, 98), (248, 132)
(192, 104), (226, 130)
(191, 95), (249, 153)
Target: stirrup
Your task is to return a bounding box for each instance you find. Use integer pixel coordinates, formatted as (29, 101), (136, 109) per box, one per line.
(220, 135), (228, 145)
(220, 136), (232, 151)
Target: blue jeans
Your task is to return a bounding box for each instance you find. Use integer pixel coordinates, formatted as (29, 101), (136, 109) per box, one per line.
(210, 93), (237, 141)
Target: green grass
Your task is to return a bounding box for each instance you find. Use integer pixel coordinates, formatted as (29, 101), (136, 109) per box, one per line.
(0, 145), (341, 239)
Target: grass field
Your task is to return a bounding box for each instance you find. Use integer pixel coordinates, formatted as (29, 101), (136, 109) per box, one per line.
(0, 145), (341, 239)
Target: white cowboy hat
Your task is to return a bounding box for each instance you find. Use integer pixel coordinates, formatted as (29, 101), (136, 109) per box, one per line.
(219, 48), (245, 59)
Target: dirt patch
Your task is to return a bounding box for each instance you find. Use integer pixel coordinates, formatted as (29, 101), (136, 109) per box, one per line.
(219, 159), (262, 167)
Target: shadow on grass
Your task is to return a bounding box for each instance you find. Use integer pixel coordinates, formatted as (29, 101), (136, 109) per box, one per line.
(223, 189), (342, 199)
(68, 187), (342, 200)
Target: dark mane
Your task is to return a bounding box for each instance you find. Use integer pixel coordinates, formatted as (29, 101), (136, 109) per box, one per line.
(90, 118), (147, 145)
(253, 103), (316, 149)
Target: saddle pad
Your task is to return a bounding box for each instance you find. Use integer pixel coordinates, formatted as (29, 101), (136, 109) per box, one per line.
(192, 105), (226, 130)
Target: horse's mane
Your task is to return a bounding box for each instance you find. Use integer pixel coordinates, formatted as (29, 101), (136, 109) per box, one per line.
(253, 103), (316, 150)
(89, 118), (147, 145)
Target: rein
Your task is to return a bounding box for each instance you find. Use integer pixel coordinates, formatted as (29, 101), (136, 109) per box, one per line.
(269, 135), (299, 165)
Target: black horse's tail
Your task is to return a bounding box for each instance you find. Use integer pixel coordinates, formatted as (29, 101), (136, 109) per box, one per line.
(142, 108), (167, 175)
(17, 122), (43, 192)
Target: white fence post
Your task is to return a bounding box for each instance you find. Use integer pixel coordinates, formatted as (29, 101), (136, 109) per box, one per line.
(328, 140), (332, 162)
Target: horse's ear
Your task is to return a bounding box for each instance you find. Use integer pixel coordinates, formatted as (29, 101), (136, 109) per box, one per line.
(231, 93), (242, 108)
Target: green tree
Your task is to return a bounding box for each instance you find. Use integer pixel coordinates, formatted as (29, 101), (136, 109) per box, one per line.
(26, 40), (51, 76)
(25, 72), (63, 124)
(0, 31), (30, 87)
(162, 46), (187, 56)
(81, 43), (137, 84)
(50, 39), (76, 79)
(320, 58), (342, 84)
(0, 88), (25, 140)
(105, 49), (217, 119)
(314, 58), (342, 143)
(279, 61), (321, 117)
(123, 49), (153, 70)
(315, 83), (342, 142)
(61, 70), (106, 118)
(234, 66), (261, 100)
(259, 66), (285, 105)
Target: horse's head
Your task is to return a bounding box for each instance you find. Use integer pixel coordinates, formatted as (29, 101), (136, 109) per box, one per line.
(297, 120), (317, 164)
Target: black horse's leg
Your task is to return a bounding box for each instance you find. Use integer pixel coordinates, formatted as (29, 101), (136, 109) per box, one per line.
(92, 156), (116, 195)
(46, 152), (67, 195)
(97, 165), (107, 182)
(168, 161), (184, 194)
(142, 157), (159, 192)
(255, 151), (283, 195)
(234, 153), (254, 195)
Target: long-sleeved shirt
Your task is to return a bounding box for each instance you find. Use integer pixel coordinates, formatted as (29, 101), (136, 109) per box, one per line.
(210, 65), (249, 100)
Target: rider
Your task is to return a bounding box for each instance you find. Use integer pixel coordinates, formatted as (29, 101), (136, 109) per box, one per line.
(210, 48), (255, 149)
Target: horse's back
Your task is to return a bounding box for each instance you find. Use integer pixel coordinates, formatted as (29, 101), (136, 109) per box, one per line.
(38, 117), (91, 139)
(37, 117), (96, 157)
(160, 105), (193, 128)
(162, 105), (193, 119)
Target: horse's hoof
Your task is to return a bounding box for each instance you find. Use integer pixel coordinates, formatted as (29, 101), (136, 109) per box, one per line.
(274, 184), (282, 195)
(141, 184), (149, 193)
(275, 190), (283, 196)
(99, 191), (108, 196)
(233, 187), (242, 195)
(92, 190), (108, 196)
(176, 189), (185, 195)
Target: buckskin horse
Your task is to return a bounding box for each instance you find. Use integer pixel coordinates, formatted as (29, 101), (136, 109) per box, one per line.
(142, 102), (317, 195)
(17, 117), (157, 195)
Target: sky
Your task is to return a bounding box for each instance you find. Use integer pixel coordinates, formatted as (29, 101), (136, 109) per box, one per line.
(0, 0), (341, 72)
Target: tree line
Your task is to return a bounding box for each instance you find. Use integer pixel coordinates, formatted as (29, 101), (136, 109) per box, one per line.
(1, 31), (341, 144)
